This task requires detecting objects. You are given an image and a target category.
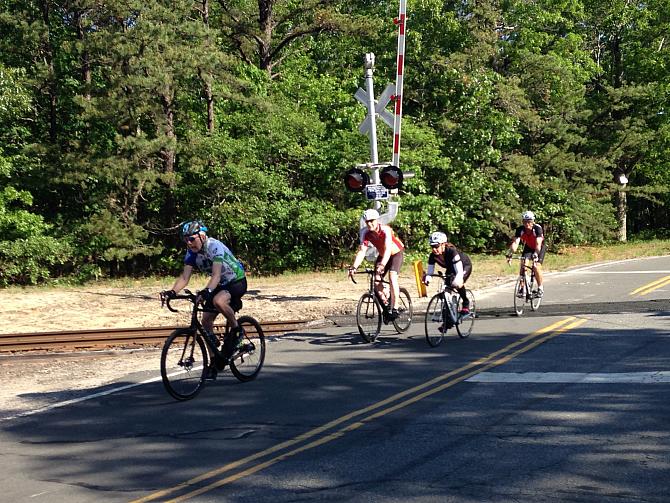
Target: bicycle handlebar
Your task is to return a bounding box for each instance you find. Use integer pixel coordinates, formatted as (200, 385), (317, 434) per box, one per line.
(160, 289), (198, 312)
(348, 267), (382, 285)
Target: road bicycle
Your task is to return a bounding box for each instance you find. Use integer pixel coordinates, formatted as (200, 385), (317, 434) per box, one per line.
(350, 268), (413, 343)
(512, 255), (543, 316)
(424, 271), (476, 347)
(159, 290), (265, 401)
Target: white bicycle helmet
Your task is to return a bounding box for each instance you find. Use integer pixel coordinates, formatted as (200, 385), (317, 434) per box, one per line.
(429, 231), (448, 246)
(362, 208), (380, 222)
(521, 210), (535, 221)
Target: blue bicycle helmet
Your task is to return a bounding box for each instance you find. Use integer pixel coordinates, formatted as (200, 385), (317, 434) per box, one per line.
(179, 220), (208, 241)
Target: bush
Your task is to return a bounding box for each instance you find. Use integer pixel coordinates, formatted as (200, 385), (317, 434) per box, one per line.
(0, 235), (73, 286)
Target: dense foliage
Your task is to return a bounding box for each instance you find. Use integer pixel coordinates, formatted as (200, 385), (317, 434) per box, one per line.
(1, 0), (668, 284)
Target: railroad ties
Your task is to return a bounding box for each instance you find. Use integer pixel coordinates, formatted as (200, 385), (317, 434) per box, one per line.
(0, 320), (315, 353)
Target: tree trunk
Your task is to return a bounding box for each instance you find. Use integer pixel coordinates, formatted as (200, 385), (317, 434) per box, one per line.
(76, 10), (91, 101)
(161, 90), (177, 224)
(258, 0), (274, 72)
(200, 0), (214, 132)
(616, 189), (627, 242)
(41, 0), (57, 142)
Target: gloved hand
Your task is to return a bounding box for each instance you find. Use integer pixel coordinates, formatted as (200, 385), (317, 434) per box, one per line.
(422, 273), (430, 286)
(532, 252), (539, 261)
(198, 288), (213, 304)
(160, 289), (176, 300)
(375, 263), (386, 275)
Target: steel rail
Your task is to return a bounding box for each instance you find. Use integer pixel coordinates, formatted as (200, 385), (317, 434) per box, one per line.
(0, 319), (318, 353)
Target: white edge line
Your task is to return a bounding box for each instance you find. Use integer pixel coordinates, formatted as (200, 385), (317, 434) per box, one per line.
(0, 373), (166, 423)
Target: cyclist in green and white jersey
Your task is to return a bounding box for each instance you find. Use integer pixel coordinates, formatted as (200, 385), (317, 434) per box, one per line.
(162, 220), (247, 357)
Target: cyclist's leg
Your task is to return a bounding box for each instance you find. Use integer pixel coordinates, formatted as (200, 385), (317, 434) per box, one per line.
(457, 265), (472, 311)
(534, 246), (546, 289)
(214, 279), (248, 355)
(374, 258), (387, 305)
(386, 252), (403, 311)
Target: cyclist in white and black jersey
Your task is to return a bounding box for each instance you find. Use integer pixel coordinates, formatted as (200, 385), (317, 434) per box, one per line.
(423, 231), (473, 316)
(161, 220), (247, 358)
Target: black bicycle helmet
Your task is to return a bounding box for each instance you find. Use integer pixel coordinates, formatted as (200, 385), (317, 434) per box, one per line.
(179, 220), (208, 241)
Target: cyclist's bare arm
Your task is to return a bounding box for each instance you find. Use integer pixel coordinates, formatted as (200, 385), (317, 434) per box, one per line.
(206, 262), (223, 291)
(506, 238), (521, 264)
(170, 264), (194, 292)
(349, 245), (368, 277)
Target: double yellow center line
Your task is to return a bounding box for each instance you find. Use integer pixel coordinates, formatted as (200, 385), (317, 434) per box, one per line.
(132, 316), (587, 503)
(630, 275), (670, 296)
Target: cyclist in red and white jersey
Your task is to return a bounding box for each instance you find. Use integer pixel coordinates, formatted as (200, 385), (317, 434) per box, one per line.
(348, 209), (404, 319)
(506, 210), (546, 297)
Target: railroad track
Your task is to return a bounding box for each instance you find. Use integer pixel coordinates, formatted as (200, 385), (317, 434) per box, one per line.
(0, 319), (319, 353)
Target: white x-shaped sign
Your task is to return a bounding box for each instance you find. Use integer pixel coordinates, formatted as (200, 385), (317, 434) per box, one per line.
(355, 84), (396, 135)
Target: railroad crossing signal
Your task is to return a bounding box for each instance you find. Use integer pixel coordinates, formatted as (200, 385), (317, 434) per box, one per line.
(344, 163), (404, 195)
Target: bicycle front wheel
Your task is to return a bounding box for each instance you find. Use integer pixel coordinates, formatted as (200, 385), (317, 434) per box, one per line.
(530, 275), (543, 311)
(513, 277), (526, 316)
(456, 289), (476, 338)
(425, 294), (446, 347)
(392, 287), (414, 333)
(356, 293), (382, 342)
(229, 316), (266, 382)
(161, 328), (207, 401)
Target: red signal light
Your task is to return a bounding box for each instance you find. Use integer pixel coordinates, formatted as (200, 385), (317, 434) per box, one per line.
(344, 168), (370, 192)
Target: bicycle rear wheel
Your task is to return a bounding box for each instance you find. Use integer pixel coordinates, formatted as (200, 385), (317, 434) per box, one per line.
(356, 293), (382, 342)
(392, 287), (413, 333)
(161, 328), (207, 401)
(456, 289), (476, 339)
(229, 316), (266, 382)
(513, 276), (526, 316)
(425, 294), (447, 347)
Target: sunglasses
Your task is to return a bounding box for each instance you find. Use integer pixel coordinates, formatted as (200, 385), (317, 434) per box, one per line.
(185, 235), (198, 243)
(431, 244), (440, 249)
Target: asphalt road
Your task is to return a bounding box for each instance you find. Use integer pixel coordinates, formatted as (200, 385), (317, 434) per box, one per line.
(1, 256), (669, 502)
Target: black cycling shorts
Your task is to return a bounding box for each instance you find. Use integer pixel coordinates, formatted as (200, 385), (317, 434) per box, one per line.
(376, 251), (404, 274)
(522, 245), (546, 264)
(205, 277), (248, 310)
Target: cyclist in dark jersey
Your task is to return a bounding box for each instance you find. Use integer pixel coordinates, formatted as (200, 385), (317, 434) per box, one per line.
(506, 210), (545, 297)
(423, 231), (473, 315)
(161, 220), (247, 360)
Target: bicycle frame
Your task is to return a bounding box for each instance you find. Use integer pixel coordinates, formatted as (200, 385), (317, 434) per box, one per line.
(513, 256), (542, 315)
(518, 257), (537, 299)
(162, 290), (228, 362)
(351, 268), (393, 312)
(160, 289), (266, 399)
(424, 271), (475, 346)
(427, 272), (459, 325)
(350, 268), (414, 342)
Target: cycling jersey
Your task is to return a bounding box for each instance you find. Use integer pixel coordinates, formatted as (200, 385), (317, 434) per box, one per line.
(427, 245), (472, 281)
(184, 237), (245, 286)
(359, 224), (404, 257)
(515, 223), (546, 254)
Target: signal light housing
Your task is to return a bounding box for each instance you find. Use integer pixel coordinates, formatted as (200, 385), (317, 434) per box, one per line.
(379, 165), (403, 190)
(344, 167), (370, 193)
